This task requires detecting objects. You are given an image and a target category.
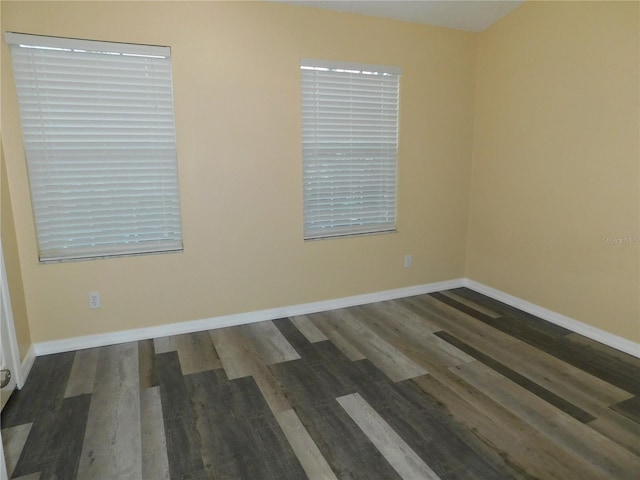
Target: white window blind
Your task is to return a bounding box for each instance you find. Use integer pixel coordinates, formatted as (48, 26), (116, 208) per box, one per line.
(6, 32), (183, 262)
(301, 59), (400, 240)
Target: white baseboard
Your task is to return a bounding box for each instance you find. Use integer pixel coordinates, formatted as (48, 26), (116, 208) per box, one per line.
(29, 276), (639, 360)
(463, 279), (640, 358)
(33, 278), (465, 356)
(19, 344), (36, 388)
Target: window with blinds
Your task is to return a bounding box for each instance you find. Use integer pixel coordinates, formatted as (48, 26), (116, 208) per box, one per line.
(301, 59), (400, 240)
(6, 32), (183, 262)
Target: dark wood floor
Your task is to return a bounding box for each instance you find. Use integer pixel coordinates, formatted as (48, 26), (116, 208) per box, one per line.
(2, 288), (639, 479)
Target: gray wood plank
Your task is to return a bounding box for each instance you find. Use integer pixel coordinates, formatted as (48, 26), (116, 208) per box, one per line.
(40, 394), (92, 479)
(337, 393), (442, 480)
(440, 290), (502, 318)
(435, 330), (595, 422)
(401, 295), (634, 408)
(138, 339), (157, 389)
(77, 342), (142, 480)
(273, 317), (512, 480)
(210, 327), (255, 379)
(64, 347), (99, 398)
(610, 395), (640, 424)
(226, 376), (308, 479)
(185, 369), (245, 480)
(237, 320), (301, 365)
(209, 326), (293, 414)
(447, 289), (640, 394)
(0, 352), (75, 428)
(309, 312), (366, 361)
(12, 394), (91, 479)
(316, 308), (427, 382)
(156, 352), (207, 480)
(566, 333), (640, 369)
(141, 386), (169, 480)
(412, 373), (611, 480)
(353, 304), (474, 368)
(344, 366), (516, 480)
(248, 356), (293, 414)
(267, 324), (401, 479)
(283, 401), (402, 480)
(587, 414), (640, 457)
(368, 299), (443, 334)
(1, 423), (32, 478)
(273, 318), (370, 400)
(452, 361), (640, 480)
(175, 330), (223, 375)
(275, 409), (338, 480)
(449, 288), (573, 337)
(153, 336), (176, 354)
(12, 474), (41, 480)
(290, 315), (329, 343)
(186, 370), (308, 480)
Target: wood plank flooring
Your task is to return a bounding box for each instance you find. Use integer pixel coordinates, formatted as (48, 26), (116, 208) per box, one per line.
(2, 288), (639, 479)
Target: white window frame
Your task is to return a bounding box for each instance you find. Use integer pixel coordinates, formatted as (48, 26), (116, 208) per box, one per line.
(301, 59), (400, 240)
(5, 32), (183, 262)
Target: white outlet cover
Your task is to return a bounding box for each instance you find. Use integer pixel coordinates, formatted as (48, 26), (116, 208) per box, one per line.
(89, 292), (101, 309)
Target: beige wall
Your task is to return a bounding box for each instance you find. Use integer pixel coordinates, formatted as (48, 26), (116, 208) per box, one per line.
(1, 1), (476, 343)
(467, 1), (640, 342)
(2, 145), (32, 361)
(3, 1), (637, 347)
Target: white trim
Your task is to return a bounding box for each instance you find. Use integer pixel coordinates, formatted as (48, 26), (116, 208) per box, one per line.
(300, 58), (402, 75)
(463, 279), (640, 359)
(20, 344), (36, 384)
(4, 32), (170, 57)
(33, 279), (465, 355)
(0, 239), (25, 389)
(30, 276), (639, 360)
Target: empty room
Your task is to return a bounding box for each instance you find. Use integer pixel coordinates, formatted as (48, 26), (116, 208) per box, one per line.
(1, 1), (638, 479)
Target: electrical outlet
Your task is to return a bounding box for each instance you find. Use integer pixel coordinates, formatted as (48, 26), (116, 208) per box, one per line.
(404, 254), (413, 268)
(89, 292), (101, 309)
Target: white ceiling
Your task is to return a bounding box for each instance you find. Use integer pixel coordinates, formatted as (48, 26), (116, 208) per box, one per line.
(283, 1), (526, 32)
